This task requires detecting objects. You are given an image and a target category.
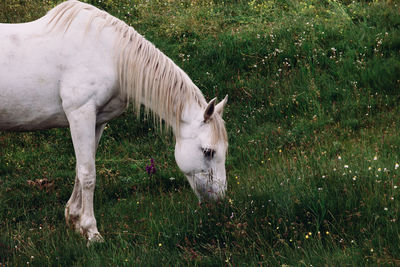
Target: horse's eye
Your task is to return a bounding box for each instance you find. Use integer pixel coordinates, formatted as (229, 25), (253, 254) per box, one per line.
(202, 148), (216, 159)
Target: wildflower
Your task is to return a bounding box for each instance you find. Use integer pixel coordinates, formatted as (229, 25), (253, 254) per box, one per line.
(305, 234), (309, 239)
(384, 207), (388, 211)
(158, 243), (162, 247)
(368, 166), (372, 171)
(352, 176), (357, 181)
(338, 156), (342, 160)
(145, 158), (156, 176)
(374, 155), (378, 161)
(344, 165), (349, 168)
(394, 186), (398, 189)
(395, 163), (399, 170)
(378, 168), (381, 172)
(326, 231), (329, 235)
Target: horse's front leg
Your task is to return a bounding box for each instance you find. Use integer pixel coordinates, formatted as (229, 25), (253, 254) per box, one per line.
(65, 173), (81, 228)
(65, 101), (103, 242)
(65, 123), (105, 234)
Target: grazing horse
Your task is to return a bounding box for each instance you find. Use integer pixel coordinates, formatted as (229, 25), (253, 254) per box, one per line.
(0, 0), (228, 242)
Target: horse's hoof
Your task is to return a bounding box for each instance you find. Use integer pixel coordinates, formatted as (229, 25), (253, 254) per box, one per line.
(87, 232), (104, 246)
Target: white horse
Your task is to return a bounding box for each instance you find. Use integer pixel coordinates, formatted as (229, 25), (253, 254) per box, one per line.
(0, 0), (228, 242)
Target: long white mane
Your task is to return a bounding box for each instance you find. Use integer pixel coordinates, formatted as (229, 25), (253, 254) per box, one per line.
(47, 0), (227, 139)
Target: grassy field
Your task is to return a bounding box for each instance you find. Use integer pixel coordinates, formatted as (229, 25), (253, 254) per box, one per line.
(1, 0), (400, 265)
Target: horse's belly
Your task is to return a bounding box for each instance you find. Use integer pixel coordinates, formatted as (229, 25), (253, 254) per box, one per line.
(0, 106), (68, 131)
(0, 83), (68, 131)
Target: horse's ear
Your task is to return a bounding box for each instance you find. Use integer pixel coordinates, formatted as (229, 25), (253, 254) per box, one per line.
(204, 97), (217, 122)
(215, 95), (228, 116)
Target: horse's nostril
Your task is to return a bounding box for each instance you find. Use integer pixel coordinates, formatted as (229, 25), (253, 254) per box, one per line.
(202, 148), (216, 159)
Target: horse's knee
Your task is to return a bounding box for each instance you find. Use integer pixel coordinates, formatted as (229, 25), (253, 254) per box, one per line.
(81, 178), (96, 190)
(77, 165), (96, 190)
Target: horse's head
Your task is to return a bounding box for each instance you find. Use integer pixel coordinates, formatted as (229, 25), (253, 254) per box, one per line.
(175, 96), (228, 202)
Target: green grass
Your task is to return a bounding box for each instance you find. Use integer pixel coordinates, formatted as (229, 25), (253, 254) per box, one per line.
(1, 0), (400, 265)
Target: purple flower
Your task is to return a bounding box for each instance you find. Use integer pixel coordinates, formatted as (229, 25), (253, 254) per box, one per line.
(146, 158), (156, 176)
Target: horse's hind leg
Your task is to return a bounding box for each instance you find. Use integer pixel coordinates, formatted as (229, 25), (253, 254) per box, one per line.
(65, 123), (105, 230)
(65, 102), (104, 242)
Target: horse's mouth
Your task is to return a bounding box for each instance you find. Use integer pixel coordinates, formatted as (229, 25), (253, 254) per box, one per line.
(186, 170), (226, 202)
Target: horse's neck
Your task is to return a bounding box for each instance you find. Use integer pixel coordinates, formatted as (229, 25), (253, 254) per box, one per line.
(179, 99), (203, 126)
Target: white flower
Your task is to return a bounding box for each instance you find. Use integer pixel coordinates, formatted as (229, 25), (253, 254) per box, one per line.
(374, 155), (378, 161)
(344, 165), (349, 168)
(395, 163), (399, 169)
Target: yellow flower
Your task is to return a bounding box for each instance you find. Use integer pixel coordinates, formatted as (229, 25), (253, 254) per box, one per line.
(158, 243), (162, 247)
